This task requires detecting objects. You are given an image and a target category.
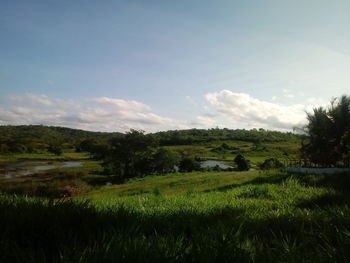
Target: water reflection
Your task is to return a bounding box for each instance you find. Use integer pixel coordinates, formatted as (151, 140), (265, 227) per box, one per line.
(0, 161), (83, 179)
(200, 160), (233, 169)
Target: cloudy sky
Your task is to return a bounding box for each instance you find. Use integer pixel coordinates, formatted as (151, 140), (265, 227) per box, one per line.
(1, 0), (350, 132)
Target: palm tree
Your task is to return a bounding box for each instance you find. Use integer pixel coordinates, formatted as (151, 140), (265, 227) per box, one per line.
(328, 96), (350, 161)
(302, 95), (350, 167)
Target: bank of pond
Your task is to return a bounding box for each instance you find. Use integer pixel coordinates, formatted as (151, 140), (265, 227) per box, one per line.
(0, 159), (236, 179)
(0, 160), (83, 179)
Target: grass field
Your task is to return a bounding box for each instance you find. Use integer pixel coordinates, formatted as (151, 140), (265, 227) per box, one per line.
(1, 169), (350, 262)
(1, 138), (349, 262)
(166, 139), (301, 165)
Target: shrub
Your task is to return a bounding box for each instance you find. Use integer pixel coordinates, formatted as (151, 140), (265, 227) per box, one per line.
(260, 158), (284, 170)
(179, 157), (201, 172)
(234, 154), (250, 171)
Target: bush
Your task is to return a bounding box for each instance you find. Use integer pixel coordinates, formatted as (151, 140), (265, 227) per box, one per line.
(179, 157), (201, 172)
(260, 158), (284, 170)
(47, 145), (63, 156)
(234, 154), (250, 171)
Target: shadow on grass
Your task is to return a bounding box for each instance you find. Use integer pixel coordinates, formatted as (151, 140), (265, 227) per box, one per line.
(295, 172), (350, 193)
(297, 192), (349, 209)
(83, 174), (110, 186)
(0, 197), (248, 263)
(1, 195), (350, 262)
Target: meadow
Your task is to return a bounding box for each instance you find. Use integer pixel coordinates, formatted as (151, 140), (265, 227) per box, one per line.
(1, 127), (349, 262)
(1, 169), (350, 262)
(166, 139), (300, 165)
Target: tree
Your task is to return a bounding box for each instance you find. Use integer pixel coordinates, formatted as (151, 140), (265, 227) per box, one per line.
(302, 95), (350, 166)
(100, 130), (157, 181)
(77, 139), (97, 152)
(234, 154), (250, 171)
(178, 157), (201, 172)
(47, 144), (63, 156)
(152, 148), (180, 174)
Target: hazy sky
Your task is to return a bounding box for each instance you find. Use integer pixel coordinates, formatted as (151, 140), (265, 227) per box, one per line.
(1, 0), (350, 132)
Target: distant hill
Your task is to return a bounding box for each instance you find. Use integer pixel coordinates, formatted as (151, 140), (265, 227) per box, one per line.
(154, 128), (302, 145)
(0, 125), (120, 153)
(0, 125), (302, 154)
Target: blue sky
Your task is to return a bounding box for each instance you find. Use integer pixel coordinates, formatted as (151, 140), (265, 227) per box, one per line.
(1, 0), (350, 132)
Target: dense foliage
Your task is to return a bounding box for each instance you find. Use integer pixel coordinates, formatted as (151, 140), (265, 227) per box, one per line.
(90, 130), (180, 182)
(260, 158), (284, 170)
(234, 154), (250, 171)
(302, 95), (350, 166)
(155, 128), (300, 145)
(0, 125), (301, 156)
(0, 125), (119, 154)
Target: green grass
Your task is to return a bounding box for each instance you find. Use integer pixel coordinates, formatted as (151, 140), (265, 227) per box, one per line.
(85, 170), (264, 197)
(1, 170), (350, 262)
(167, 140), (301, 166)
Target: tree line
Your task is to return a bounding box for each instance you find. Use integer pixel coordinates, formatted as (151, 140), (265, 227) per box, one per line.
(155, 128), (300, 145)
(0, 125), (300, 154)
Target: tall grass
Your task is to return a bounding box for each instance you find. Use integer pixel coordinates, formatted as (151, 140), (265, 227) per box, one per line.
(1, 171), (350, 262)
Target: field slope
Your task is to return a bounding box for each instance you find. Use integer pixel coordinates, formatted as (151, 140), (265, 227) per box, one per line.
(1, 170), (350, 262)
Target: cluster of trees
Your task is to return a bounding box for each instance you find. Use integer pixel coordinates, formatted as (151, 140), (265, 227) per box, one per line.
(87, 130), (205, 182)
(302, 95), (350, 167)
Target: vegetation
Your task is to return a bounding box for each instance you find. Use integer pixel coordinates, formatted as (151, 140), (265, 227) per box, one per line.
(0, 125), (119, 155)
(89, 130), (181, 182)
(1, 115), (349, 262)
(234, 154), (250, 171)
(1, 171), (350, 262)
(302, 95), (350, 166)
(0, 160), (101, 198)
(260, 158), (284, 170)
(155, 128), (299, 145)
(178, 157), (201, 172)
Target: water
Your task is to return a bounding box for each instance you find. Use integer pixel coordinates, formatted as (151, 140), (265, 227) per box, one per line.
(0, 161), (83, 179)
(200, 160), (233, 169)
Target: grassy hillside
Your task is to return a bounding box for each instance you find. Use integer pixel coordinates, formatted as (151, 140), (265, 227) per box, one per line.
(0, 126), (302, 158)
(1, 170), (350, 262)
(0, 125), (120, 156)
(166, 139), (300, 165)
(3, 125), (337, 262)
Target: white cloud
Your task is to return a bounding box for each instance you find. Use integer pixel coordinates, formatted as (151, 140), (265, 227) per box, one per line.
(203, 90), (311, 130)
(0, 92), (327, 132)
(0, 93), (187, 132)
(91, 97), (151, 112)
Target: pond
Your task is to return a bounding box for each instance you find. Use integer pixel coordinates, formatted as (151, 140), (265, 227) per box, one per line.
(200, 160), (233, 169)
(0, 161), (83, 179)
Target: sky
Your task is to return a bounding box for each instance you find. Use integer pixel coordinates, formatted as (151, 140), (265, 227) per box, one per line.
(1, 0), (350, 132)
